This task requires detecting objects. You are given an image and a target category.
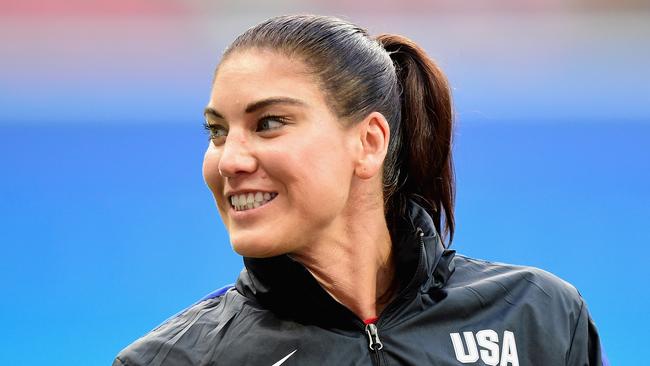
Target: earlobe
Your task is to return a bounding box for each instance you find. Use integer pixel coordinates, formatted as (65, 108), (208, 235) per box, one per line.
(354, 112), (390, 180)
(355, 164), (369, 178)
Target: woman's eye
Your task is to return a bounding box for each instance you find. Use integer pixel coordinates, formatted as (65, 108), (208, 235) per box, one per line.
(213, 127), (228, 137)
(257, 116), (286, 132)
(203, 122), (228, 142)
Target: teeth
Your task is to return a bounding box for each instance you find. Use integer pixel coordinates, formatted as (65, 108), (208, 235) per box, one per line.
(230, 192), (277, 212)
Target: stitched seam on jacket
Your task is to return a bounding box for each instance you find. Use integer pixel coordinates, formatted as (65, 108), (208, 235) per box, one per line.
(565, 299), (585, 366)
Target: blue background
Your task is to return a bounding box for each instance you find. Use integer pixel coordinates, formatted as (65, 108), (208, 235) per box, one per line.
(1, 3), (649, 365)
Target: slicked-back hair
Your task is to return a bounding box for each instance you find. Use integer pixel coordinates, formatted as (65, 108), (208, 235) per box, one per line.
(219, 15), (455, 246)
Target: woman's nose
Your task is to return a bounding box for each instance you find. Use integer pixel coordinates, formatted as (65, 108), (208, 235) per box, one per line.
(217, 135), (258, 178)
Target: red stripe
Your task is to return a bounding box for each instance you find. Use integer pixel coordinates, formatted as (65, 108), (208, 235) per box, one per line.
(363, 317), (378, 325)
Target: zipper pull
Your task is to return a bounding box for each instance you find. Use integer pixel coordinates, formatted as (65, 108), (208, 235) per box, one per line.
(365, 323), (383, 351)
(417, 227), (425, 238)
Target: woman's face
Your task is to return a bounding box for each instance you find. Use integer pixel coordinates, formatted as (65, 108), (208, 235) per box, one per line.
(203, 48), (360, 257)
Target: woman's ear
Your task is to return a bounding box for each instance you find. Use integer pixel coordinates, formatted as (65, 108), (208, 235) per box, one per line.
(354, 112), (390, 180)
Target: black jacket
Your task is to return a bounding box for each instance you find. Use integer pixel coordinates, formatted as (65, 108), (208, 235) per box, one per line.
(114, 201), (605, 365)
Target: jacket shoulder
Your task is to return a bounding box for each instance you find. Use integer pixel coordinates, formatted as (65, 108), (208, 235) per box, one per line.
(113, 285), (244, 366)
(449, 254), (584, 310)
(448, 255), (605, 365)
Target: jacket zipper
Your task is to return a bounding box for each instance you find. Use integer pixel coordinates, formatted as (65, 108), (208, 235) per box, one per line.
(362, 227), (426, 366)
(365, 322), (385, 365)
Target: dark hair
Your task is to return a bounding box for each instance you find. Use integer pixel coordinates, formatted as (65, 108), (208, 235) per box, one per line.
(221, 15), (455, 246)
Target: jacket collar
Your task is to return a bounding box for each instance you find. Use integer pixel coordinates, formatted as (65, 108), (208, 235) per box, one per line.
(235, 199), (455, 330)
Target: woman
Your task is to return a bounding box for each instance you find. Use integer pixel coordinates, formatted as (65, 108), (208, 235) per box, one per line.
(114, 15), (605, 365)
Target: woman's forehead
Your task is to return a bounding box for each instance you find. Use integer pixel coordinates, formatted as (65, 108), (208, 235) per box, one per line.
(216, 49), (310, 83)
(210, 50), (325, 115)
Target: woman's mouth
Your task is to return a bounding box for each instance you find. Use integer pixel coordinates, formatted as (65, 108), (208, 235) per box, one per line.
(230, 192), (278, 212)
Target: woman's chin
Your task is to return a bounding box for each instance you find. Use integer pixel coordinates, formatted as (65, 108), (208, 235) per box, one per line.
(230, 237), (288, 258)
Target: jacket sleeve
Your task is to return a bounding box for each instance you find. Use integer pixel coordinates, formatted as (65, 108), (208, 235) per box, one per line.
(566, 299), (608, 366)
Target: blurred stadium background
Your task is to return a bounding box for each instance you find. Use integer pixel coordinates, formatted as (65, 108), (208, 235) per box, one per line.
(1, 0), (648, 364)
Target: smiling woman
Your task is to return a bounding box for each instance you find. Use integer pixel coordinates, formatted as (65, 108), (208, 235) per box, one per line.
(113, 15), (606, 366)
(202, 50), (362, 258)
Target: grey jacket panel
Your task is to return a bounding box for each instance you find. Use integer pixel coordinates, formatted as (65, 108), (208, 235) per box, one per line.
(115, 201), (604, 365)
(566, 299), (604, 366)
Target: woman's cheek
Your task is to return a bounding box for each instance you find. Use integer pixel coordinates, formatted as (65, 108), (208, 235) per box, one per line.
(202, 148), (223, 195)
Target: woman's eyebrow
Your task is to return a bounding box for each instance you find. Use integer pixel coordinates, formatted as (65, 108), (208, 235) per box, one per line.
(244, 97), (307, 114)
(204, 97), (306, 120)
(203, 107), (224, 120)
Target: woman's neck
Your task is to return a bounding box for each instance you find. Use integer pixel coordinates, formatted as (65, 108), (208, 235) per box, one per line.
(289, 198), (395, 322)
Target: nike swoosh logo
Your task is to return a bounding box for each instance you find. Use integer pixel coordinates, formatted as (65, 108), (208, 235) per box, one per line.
(271, 349), (297, 366)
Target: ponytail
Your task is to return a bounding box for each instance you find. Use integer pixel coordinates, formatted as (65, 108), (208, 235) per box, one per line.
(376, 34), (455, 246)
